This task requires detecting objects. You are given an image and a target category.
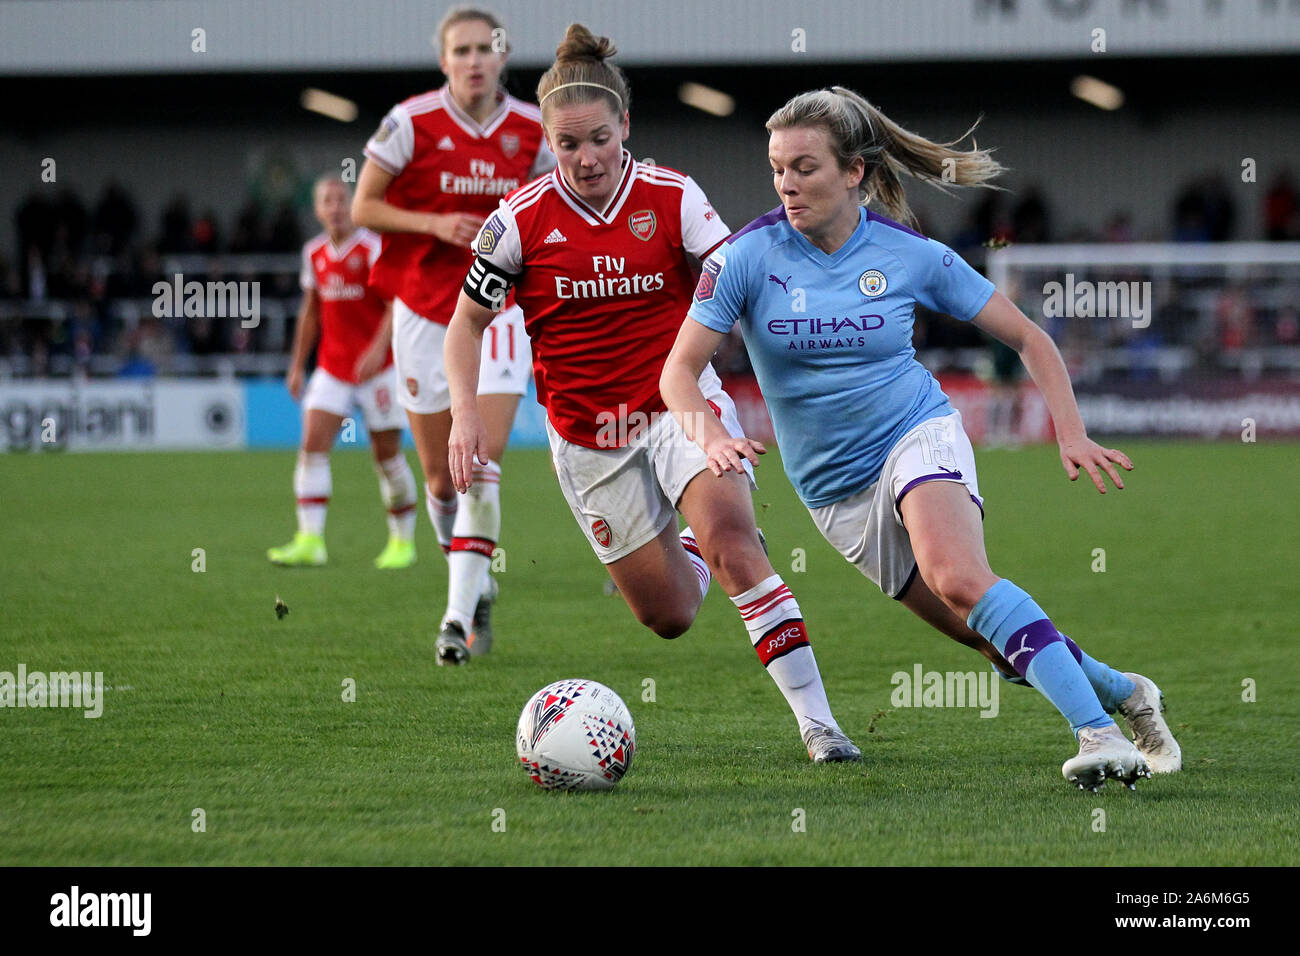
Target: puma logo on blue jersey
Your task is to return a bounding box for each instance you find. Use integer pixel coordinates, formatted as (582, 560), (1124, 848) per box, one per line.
(767, 273), (792, 294)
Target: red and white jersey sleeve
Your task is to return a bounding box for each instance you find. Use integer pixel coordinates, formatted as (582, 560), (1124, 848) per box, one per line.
(472, 201), (525, 275)
(363, 104), (416, 177)
(679, 175), (730, 259)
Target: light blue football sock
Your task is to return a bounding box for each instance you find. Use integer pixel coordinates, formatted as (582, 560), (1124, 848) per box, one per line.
(968, 579), (1112, 734)
(991, 634), (1136, 714)
(1060, 634), (1136, 714)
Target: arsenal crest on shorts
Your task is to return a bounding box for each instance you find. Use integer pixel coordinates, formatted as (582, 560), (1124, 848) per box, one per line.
(406, 377), (419, 397)
(628, 210), (656, 241)
(499, 133), (520, 158)
(591, 518), (613, 548)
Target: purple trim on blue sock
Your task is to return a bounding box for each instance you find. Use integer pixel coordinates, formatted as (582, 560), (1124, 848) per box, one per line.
(1003, 619), (1066, 678)
(1062, 634), (1083, 664)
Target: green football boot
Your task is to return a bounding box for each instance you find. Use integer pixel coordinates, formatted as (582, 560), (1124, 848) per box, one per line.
(373, 536), (416, 570)
(267, 532), (327, 567)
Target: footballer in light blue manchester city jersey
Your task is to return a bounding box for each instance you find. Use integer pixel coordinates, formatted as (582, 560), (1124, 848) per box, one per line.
(688, 204), (995, 508)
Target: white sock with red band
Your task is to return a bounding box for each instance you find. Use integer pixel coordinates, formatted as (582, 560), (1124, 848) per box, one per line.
(294, 452), (331, 536)
(441, 459), (501, 634)
(731, 573), (839, 737)
(426, 487), (457, 555)
(376, 454), (417, 540)
(679, 526), (711, 599)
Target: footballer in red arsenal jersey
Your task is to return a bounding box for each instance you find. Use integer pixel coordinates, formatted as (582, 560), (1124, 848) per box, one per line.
(353, 7), (556, 665)
(444, 23), (861, 764)
(268, 176), (418, 572)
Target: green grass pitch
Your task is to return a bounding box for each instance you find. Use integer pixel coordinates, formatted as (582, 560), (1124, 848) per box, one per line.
(1, 440), (1296, 866)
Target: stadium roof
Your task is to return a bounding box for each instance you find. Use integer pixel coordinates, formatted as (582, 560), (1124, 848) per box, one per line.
(2, 0), (1299, 75)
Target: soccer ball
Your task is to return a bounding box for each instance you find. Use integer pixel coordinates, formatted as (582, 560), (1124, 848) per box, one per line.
(516, 679), (636, 791)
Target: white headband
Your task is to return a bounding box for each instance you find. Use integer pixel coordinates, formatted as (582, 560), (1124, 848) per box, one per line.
(539, 81), (623, 107)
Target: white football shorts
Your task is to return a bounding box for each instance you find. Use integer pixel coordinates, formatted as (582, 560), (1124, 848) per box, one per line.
(392, 297), (531, 414)
(303, 366), (406, 432)
(547, 367), (755, 565)
(807, 410), (984, 598)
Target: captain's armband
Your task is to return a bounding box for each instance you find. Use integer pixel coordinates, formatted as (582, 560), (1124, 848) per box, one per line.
(463, 256), (519, 312)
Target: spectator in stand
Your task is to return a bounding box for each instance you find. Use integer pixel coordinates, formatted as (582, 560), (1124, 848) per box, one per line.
(230, 199), (267, 253)
(1102, 211), (1135, 243)
(1265, 171), (1298, 241)
(91, 182), (139, 256)
(1214, 285), (1255, 357)
(159, 196), (194, 252)
(192, 209), (220, 253)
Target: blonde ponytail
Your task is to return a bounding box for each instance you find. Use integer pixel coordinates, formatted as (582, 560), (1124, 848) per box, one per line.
(766, 86), (1004, 225)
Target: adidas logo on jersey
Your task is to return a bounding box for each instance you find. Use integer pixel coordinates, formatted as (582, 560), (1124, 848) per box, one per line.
(437, 135), (455, 151)
(544, 228), (567, 244)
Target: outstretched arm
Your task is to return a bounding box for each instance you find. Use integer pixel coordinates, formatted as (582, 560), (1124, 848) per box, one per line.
(972, 290), (1132, 493)
(660, 320), (766, 476)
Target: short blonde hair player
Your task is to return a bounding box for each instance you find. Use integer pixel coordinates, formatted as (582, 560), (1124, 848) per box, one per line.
(352, 7), (556, 663)
(268, 176), (416, 571)
(444, 26), (862, 763)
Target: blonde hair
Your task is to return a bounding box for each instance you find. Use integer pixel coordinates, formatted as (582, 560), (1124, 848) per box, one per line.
(766, 86), (1004, 226)
(312, 174), (349, 201)
(536, 24), (630, 119)
(436, 6), (505, 56)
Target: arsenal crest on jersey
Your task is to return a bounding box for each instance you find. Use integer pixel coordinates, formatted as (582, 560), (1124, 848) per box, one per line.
(628, 210), (656, 241)
(499, 132), (520, 158)
(591, 518), (613, 549)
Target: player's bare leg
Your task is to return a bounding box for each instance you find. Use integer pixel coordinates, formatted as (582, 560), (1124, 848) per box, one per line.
(897, 575), (1018, 678)
(268, 408), (343, 567)
(678, 469), (860, 763)
(369, 428), (417, 569)
(604, 520), (704, 639)
(462, 392), (520, 655)
(407, 407), (455, 501)
(901, 480), (1151, 789)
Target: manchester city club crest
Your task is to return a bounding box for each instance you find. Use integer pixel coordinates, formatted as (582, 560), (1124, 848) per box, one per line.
(859, 269), (887, 297)
(628, 210), (656, 241)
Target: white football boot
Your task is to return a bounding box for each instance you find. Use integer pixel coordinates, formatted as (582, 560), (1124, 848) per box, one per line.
(802, 718), (862, 764)
(1062, 723), (1152, 791)
(1117, 673), (1182, 773)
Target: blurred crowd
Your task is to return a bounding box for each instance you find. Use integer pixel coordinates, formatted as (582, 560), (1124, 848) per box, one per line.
(4, 170), (1300, 380)
(1, 183), (306, 376)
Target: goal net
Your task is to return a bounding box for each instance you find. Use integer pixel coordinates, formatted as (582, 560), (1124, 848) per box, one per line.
(976, 242), (1300, 441)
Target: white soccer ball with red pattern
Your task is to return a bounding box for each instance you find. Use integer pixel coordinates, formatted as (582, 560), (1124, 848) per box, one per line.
(516, 679), (636, 791)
